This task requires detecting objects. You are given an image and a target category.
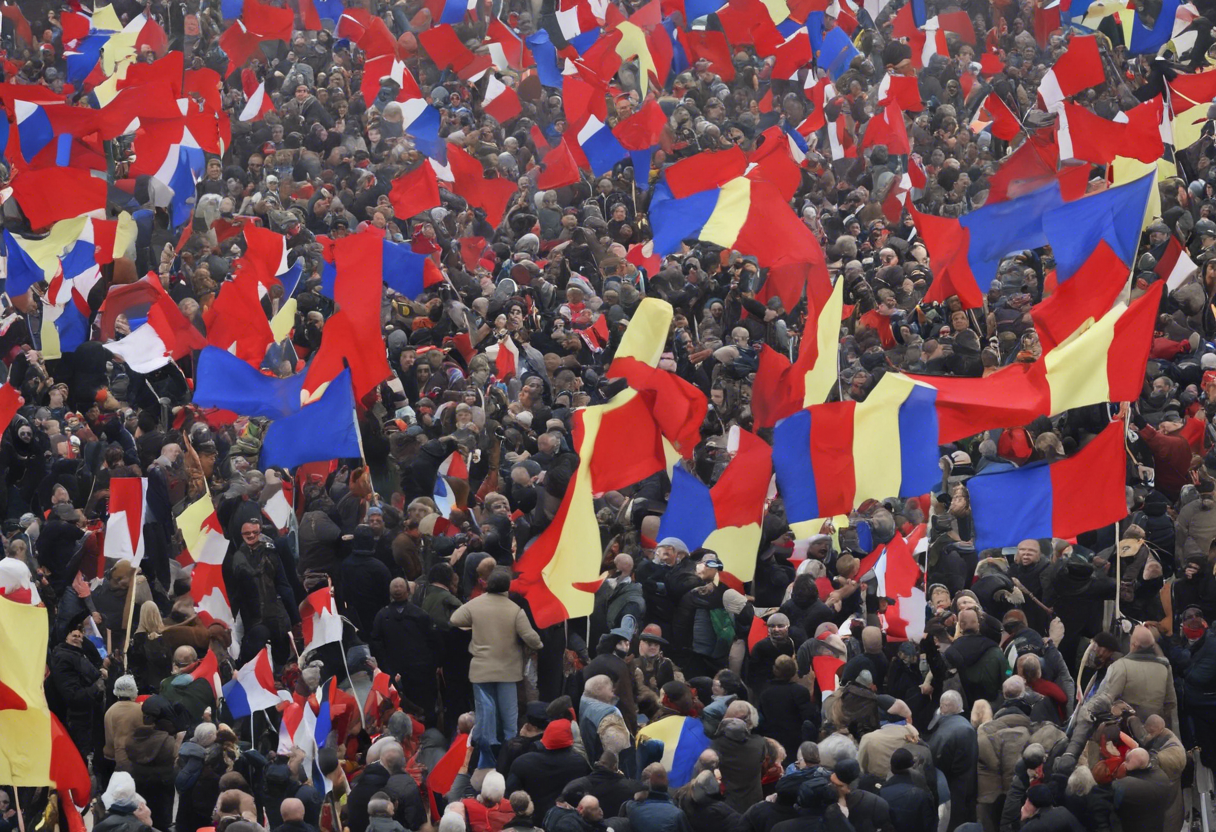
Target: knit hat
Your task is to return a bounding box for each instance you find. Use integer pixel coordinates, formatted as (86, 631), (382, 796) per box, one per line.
(113, 675), (138, 700)
(656, 537), (688, 553)
(889, 747), (914, 774)
(1026, 784), (1054, 809)
(541, 719), (574, 750)
(834, 758), (862, 788)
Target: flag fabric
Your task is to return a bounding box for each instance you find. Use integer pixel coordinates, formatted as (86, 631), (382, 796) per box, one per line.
(239, 80), (275, 122)
(1031, 241), (1131, 353)
(223, 647), (285, 718)
(428, 733), (471, 796)
(513, 299), (703, 627)
(772, 373), (940, 526)
(867, 533), (924, 641)
(203, 270), (274, 366)
(657, 428), (773, 580)
(811, 653), (845, 700)
(1156, 236), (1199, 291)
(576, 114), (629, 176)
(968, 421), (1128, 549)
(182, 497), (236, 633)
(299, 587), (344, 655)
(483, 75), (522, 123)
(389, 164), (441, 220)
(188, 650), (223, 701)
(975, 92), (1021, 140)
(10, 168), (108, 230)
(261, 369), (363, 470)
(0, 595), (53, 785)
(1056, 99), (1163, 164)
(911, 281), (1163, 443)
(1037, 35), (1104, 111)
(193, 346), (308, 420)
(105, 477), (149, 563)
(635, 716), (712, 788)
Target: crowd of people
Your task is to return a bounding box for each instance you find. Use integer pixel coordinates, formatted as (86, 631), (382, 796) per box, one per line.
(4, 0), (1216, 831)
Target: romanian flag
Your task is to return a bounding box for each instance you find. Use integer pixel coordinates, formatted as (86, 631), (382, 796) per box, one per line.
(657, 427), (773, 580)
(513, 299), (706, 627)
(915, 173), (1153, 309)
(636, 716), (712, 787)
(1030, 241), (1131, 353)
(911, 281), (1162, 443)
(772, 373), (940, 527)
(968, 421), (1128, 550)
(648, 150), (824, 272)
(751, 279), (844, 429)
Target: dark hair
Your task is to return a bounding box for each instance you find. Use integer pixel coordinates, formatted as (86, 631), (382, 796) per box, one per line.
(1093, 632), (1121, 652)
(137, 409), (159, 434)
(427, 562), (455, 584)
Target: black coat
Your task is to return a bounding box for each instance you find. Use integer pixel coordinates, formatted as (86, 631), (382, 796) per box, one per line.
(371, 599), (441, 678)
(338, 553), (392, 636)
(825, 790), (892, 832)
(1021, 808), (1086, 832)
(758, 680), (817, 767)
(506, 747), (592, 820)
(347, 763), (427, 832)
(684, 798), (747, 832)
(48, 641), (103, 756)
(880, 773), (936, 832)
(566, 766), (641, 817)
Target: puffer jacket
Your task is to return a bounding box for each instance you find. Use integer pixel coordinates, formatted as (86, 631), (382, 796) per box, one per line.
(1185, 629), (1216, 707)
(1098, 649), (1179, 733)
(1176, 496), (1216, 561)
(976, 706), (1065, 804)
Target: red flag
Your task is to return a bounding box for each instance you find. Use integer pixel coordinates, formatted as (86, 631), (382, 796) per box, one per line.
(0, 5), (33, 47)
(536, 137), (581, 190)
(304, 309), (393, 400)
(812, 654), (844, 697)
(428, 733), (470, 796)
(10, 168), (106, 230)
(678, 30), (734, 81)
(242, 0), (294, 40)
(50, 713), (91, 832)
(389, 165), (441, 220)
(747, 614), (769, 653)
(458, 236), (488, 271)
(664, 146), (749, 198)
(1031, 240), (1130, 352)
(448, 146), (519, 227)
(202, 270), (273, 366)
(861, 102), (910, 154)
(980, 92), (1022, 140)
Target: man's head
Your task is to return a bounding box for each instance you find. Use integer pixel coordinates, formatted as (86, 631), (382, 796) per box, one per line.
(486, 567), (512, 594)
(1093, 631), (1121, 664)
(1002, 675), (1026, 701)
(939, 690), (964, 715)
(642, 763), (669, 791)
(280, 799), (305, 823)
(1016, 539), (1041, 566)
(240, 520), (262, 546)
(576, 795), (602, 822)
(796, 742), (820, 769)
(655, 537), (688, 565)
(1130, 625), (1155, 652)
(379, 743), (405, 773)
(958, 608), (980, 634)
(767, 613), (790, 642)
(584, 674), (615, 704)
(173, 646), (198, 672)
(1125, 748), (1151, 771)
(389, 578), (409, 602)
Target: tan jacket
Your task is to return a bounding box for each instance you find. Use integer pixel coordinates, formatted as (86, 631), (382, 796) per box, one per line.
(103, 700), (145, 765)
(857, 722), (920, 779)
(450, 592), (543, 683)
(1098, 649), (1179, 734)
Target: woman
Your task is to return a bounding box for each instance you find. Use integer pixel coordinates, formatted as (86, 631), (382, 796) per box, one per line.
(461, 771), (513, 832)
(128, 601), (172, 693)
(49, 611), (106, 759)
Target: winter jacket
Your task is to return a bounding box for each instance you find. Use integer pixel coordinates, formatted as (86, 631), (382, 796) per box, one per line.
(1005, 627), (1076, 710)
(347, 762), (427, 832)
(1020, 808), (1085, 832)
(506, 747), (592, 820)
(174, 740), (207, 795)
(583, 650), (639, 734)
(450, 591), (543, 683)
(976, 707), (1035, 804)
(711, 718), (767, 813)
(566, 766), (641, 818)
(881, 772), (936, 832)
(1185, 627), (1216, 707)
(824, 790), (893, 832)
(49, 641), (103, 755)
(126, 724), (177, 784)
(927, 712), (977, 818)
(1112, 766), (1172, 832)
(1098, 648), (1179, 734)
(103, 700), (145, 765)
(758, 679), (817, 767)
(371, 599), (441, 682)
(944, 633), (1009, 708)
(338, 552), (392, 636)
(93, 806), (153, 832)
(1176, 496), (1216, 560)
(622, 791), (692, 832)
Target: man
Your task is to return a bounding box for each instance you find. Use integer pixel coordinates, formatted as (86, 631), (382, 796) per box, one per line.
(274, 797), (317, 832)
(748, 614), (795, 694)
(1001, 610), (1075, 711)
(674, 552), (743, 678)
(346, 743), (426, 832)
(1009, 539), (1051, 633)
(634, 625), (681, 699)
(1018, 785), (1083, 832)
(103, 675), (144, 773)
(622, 764), (689, 832)
(977, 677), (1064, 832)
(711, 700), (767, 813)
(497, 702), (547, 775)
(579, 674), (631, 763)
(565, 750), (640, 817)
(944, 608), (1009, 708)
(159, 646), (215, 723)
(507, 719), (591, 820)
(451, 567), (544, 769)
(230, 518), (298, 664)
(1098, 625), (1179, 734)
(857, 698), (920, 779)
(1112, 748), (1172, 832)
(927, 691), (977, 829)
(583, 628), (639, 734)
(590, 554), (645, 645)
(1128, 711), (1186, 832)
(636, 537), (688, 637)
(338, 525), (392, 637)
(371, 578), (441, 719)
(880, 748), (935, 832)
(825, 758), (892, 832)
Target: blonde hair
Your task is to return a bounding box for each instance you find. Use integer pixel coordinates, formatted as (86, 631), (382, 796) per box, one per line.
(971, 698), (993, 727)
(137, 600), (164, 637)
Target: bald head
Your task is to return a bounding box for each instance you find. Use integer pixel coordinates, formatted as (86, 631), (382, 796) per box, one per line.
(614, 554), (634, 577)
(577, 795), (602, 822)
(1130, 625), (1155, 651)
(173, 645), (198, 669)
(280, 799), (305, 823)
(1125, 748), (1151, 771)
(724, 700), (751, 721)
(1145, 714), (1166, 737)
(389, 578), (409, 601)
(959, 609), (980, 634)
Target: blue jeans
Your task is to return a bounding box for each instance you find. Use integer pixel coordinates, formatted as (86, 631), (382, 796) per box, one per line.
(472, 682), (518, 769)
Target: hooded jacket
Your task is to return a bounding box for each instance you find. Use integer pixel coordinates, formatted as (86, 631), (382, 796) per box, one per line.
(711, 717), (767, 812)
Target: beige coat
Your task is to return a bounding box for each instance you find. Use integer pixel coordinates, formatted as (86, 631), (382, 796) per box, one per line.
(450, 592), (543, 683)
(1098, 649), (1179, 734)
(857, 722), (920, 779)
(103, 700), (145, 765)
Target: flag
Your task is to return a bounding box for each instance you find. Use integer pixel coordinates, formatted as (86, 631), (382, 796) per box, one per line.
(483, 75), (522, 123)
(0, 595), (53, 784)
(203, 270), (274, 366)
(223, 647), (284, 718)
(1037, 34), (1104, 111)
(428, 733), (470, 796)
(447, 146), (519, 227)
(14, 100), (54, 162)
(261, 369), (363, 470)
(0, 559), (41, 605)
(193, 346), (308, 420)
(1031, 241), (1131, 353)
(1156, 235), (1198, 291)
(189, 649), (223, 701)
(772, 373), (940, 525)
(976, 92), (1021, 140)
(485, 335), (521, 380)
(389, 165), (441, 220)
(183, 498), (236, 632)
(657, 428), (773, 580)
(576, 114), (628, 176)
(1056, 99), (1163, 165)
(105, 478), (148, 563)
(868, 533), (924, 641)
(860, 102), (910, 154)
(968, 421), (1127, 549)
(536, 137), (582, 190)
(438, 451), (469, 481)
(10, 168), (107, 230)
(302, 310), (394, 402)
(815, 26), (860, 80)
(911, 281), (1163, 443)
(239, 80), (275, 122)
(512, 299), (700, 627)
(360, 55), (423, 107)
(812, 654), (845, 700)
(299, 587), (344, 655)
(751, 279), (845, 428)
(277, 700), (320, 770)
(747, 615), (769, 653)
(635, 716), (712, 788)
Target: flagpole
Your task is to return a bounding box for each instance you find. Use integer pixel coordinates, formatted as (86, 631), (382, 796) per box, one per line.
(121, 565), (141, 659)
(11, 788), (24, 832)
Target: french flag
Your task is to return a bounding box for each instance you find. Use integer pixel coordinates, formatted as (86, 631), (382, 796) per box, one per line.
(300, 587), (343, 655)
(483, 75), (522, 124)
(105, 477), (148, 564)
(576, 114), (627, 176)
(188, 649), (223, 701)
(399, 99), (445, 160)
(239, 79), (274, 122)
(149, 130), (206, 227)
(437, 0), (475, 24)
(438, 450), (469, 481)
(223, 647), (287, 718)
(360, 55), (423, 106)
(433, 476), (458, 518)
(278, 696), (331, 787)
(486, 334), (520, 379)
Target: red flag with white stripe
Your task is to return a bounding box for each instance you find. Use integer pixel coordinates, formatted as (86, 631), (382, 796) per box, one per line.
(105, 478), (148, 564)
(483, 75), (522, 124)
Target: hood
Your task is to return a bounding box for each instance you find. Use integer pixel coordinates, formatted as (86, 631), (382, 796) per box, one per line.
(717, 717), (751, 743)
(946, 633), (999, 666)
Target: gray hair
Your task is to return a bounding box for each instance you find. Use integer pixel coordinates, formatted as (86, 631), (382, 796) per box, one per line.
(1066, 766), (1097, 797)
(939, 690), (964, 715)
(818, 732), (858, 767)
(481, 771), (506, 803)
(1002, 675), (1026, 699)
(797, 742), (820, 766)
(193, 722), (218, 747)
(584, 674), (615, 703)
(438, 808), (466, 832)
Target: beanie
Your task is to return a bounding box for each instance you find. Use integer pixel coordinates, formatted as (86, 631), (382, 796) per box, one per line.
(889, 747), (914, 774)
(541, 718), (574, 750)
(113, 675), (138, 700)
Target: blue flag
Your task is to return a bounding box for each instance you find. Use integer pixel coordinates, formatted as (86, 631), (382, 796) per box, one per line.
(193, 346), (307, 420)
(261, 368), (362, 469)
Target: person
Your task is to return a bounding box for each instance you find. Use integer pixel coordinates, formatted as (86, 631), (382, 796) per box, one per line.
(927, 691), (977, 829)
(758, 655), (816, 767)
(1111, 748), (1172, 832)
(566, 749), (638, 817)
(507, 720), (591, 821)
(635, 624), (681, 699)
(174, 722), (218, 832)
(347, 743), (427, 832)
(880, 748), (936, 832)
(158, 646), (215, 724)
(230, 518), (299, 665)
(49, 610), (106, 759)
(1017, 785), (1084, 832)
(339, 524), (393, 636)
(622, 764), (690, 832)
(451, 567), (544, 768)
(124, 696), (180, 832)
(748, 614), (796, 693)
(825, 759), (892, 832)
(461, 771), (514, 832)
(94, 774), (156, 832)
(711, 701), (767, 813)
(371, 577), (442, 718)
(274, 797), (319, 832)
(104, 675), (144, 779)
(1097, 625), (1179, 734)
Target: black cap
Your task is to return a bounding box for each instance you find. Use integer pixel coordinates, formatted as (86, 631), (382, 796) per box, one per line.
(525, 701), (550, 728)
(890, 747), (914, 774)
(351, 524), (376, 555)
(1027, 784), (1054, 809)
(834, 759), (861, 788)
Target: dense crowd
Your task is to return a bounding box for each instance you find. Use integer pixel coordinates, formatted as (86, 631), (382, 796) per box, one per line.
(3, 0), (1216, 831)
